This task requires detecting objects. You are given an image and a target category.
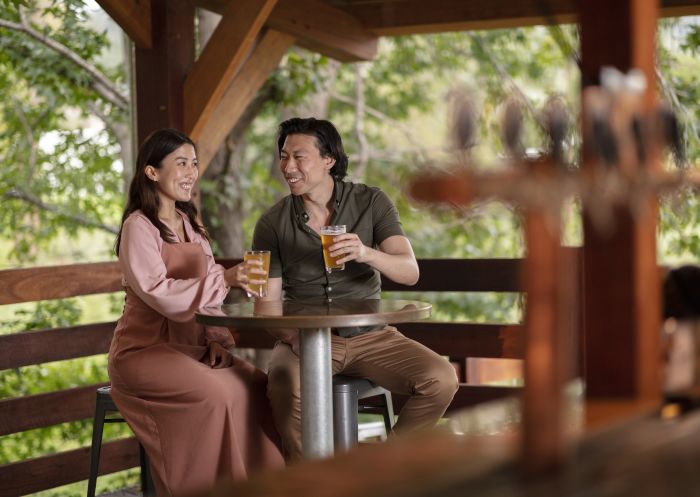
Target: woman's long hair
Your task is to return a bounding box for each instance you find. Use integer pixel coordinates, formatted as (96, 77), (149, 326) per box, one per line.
(115, 128), (208, 256)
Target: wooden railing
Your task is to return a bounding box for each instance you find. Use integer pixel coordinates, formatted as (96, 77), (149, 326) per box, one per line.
(0, 256), (553, 496)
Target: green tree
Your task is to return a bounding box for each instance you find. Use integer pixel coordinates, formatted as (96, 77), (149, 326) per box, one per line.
(0, 0), (128, 263)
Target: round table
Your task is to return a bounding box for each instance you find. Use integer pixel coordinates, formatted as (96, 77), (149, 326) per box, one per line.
(196, 299), (431, 459)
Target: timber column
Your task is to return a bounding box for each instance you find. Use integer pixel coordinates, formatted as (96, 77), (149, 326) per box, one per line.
(134, 0), (194, 146)
(579, 1), (661, 412)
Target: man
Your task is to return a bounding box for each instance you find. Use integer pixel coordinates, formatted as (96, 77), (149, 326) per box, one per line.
(253, 117), (458, 461)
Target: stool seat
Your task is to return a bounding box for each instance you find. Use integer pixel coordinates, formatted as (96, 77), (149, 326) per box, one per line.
(87, 385), (154, 497)
(332, 375), (394, 452)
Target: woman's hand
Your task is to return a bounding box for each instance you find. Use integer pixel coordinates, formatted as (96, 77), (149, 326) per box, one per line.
(224, 260), (267, 297)
(208, 341), (234, 368)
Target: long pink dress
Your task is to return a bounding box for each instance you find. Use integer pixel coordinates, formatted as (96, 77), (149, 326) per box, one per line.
(108, 211), (284, 497)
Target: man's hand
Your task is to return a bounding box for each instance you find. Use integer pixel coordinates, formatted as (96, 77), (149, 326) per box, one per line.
(208, 342), (234, 368)
(329, 234), (420, 286)
(330, 232), (368, 264)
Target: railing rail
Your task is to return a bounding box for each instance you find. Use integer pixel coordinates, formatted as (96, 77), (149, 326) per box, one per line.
(0, 255), (556, 496)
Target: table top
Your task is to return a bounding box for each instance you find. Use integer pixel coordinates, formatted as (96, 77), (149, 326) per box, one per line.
(196, 299), (431, 329)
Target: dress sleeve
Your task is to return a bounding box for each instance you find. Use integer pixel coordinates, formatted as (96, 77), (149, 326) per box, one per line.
(119, 215), (230, 322)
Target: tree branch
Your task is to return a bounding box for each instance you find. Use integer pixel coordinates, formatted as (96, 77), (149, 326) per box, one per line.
(4, 189), (119, 234)
(656, 65), (696, 166)
(330, 91), (431, 161)
(352, 63), (370, 180)
(466, 33), (548, 134)
(0, 14), (128, 110)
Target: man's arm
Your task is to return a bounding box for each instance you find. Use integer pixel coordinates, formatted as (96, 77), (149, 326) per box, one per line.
(331, 234), (419, 286)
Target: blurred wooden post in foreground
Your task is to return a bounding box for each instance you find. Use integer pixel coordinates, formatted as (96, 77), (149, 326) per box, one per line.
(520, 160), (575, 472)
(410, 158), (577, 472)
(579, 0), (662, 424)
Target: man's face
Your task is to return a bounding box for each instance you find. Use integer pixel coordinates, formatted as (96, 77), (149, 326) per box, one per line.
(280, 133), (335, 197)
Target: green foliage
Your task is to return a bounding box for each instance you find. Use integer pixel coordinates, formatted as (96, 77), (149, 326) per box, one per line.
(270, 49), (332, 105)
(0, 0), (125, 263)
(1, 299), (81, 334)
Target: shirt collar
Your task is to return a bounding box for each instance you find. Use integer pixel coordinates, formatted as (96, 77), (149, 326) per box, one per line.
(292, 179), (345, 224)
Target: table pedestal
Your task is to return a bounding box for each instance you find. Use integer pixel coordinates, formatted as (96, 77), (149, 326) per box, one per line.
(300, 327), (334, 458)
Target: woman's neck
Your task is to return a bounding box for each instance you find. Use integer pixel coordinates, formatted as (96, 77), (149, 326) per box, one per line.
(158, 199), (179, 226)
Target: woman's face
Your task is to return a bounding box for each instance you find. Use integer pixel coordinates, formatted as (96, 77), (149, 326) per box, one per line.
(146, 143), (198, 205)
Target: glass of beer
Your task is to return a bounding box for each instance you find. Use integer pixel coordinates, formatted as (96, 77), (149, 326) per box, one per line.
(321, 225), (346, 273)
(243, 250), (270, 298)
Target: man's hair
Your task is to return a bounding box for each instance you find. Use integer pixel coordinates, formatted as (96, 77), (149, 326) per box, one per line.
(277, 117), (349, 180)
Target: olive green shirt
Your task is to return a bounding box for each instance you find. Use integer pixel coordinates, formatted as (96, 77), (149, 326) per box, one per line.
(252, 180), (405, 337)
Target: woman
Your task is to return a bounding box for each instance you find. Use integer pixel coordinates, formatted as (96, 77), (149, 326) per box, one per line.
(108, 129), (284, 496)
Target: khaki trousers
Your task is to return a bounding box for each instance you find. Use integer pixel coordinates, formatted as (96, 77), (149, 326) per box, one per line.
(266, 326), (459, 462)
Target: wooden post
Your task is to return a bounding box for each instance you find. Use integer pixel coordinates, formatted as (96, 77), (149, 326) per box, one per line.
(521, 163), (574, 472)
(134, 0), (194, 146)
(579, 0), (661, 411)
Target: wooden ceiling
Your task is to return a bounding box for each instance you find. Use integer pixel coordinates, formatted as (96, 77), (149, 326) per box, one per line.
(195, 0), (700, 42)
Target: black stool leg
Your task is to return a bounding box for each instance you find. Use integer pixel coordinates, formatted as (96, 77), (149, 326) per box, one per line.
(139, 443), (156, 496)
(333, 384), (359, 452)
(381, 390), (395, 435)
(87, 396), (107, 497)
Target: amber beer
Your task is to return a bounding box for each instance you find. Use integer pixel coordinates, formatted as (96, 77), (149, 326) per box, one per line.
(243, 250), (270, 297)
(321, 225), (346, 273)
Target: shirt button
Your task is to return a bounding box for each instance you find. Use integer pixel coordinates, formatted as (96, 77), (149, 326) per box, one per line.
(327, 286), (333, 293)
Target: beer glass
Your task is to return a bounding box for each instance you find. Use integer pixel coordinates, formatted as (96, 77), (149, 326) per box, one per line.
(243, 250), (270, 297)
(321, 225), (346, 273)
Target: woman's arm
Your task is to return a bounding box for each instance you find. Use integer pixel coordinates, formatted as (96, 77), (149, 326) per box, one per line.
(120, 215), (230, 321)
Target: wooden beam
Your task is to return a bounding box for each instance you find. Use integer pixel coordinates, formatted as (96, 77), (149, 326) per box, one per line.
(193, 29), (289, 170)
(184, 0), (277, 140)
(268, 0), (378, 61)
(0, 438), (139, 497)
(398, 322), (523, 359)
(382, 258), (522, 292)
(521, 191), (572, 472)
(0, 262), (121, 305)
(580, 0), (661, 402)
(218, 256), (529, 292)
(96, 0), (152, 49)
(339, 0), (700, 35)
(388, 384), (520, 413)
(234, 322), (524, 358)
(342, 0), (576, 35)
(0, 322), (115, 370)
(134, 0), (194, 145)
(194, 0), (378, 62)
(0, 383), (108, 436)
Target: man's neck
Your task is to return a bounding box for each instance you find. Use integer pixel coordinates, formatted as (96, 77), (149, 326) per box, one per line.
(302, 177), (336, 228)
